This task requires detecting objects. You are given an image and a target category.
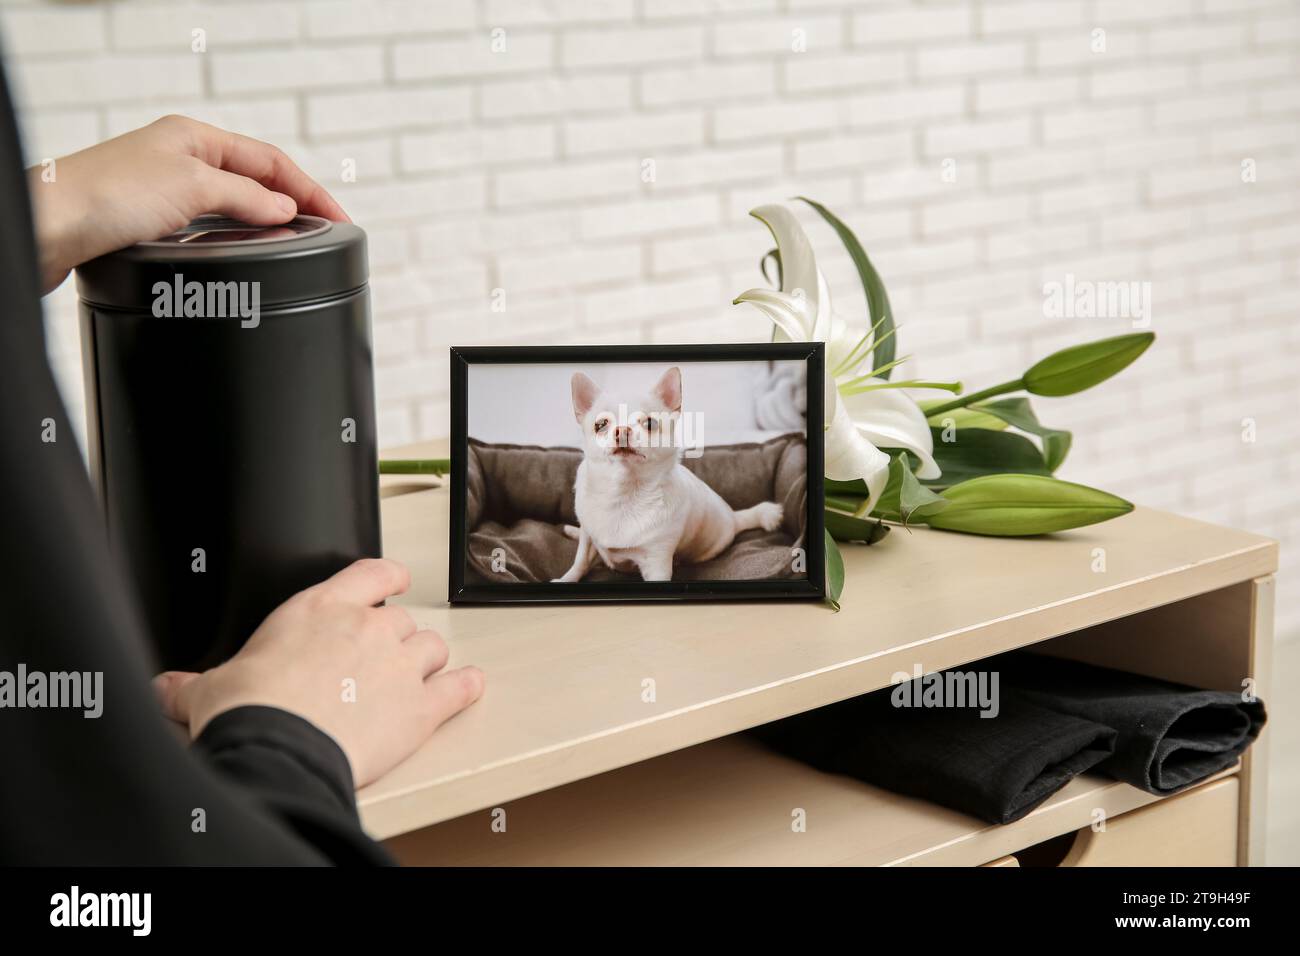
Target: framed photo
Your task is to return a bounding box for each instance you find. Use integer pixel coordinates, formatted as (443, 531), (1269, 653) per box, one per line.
(448, 343), (824, 604)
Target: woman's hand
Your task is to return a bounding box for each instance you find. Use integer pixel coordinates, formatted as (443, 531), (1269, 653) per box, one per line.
(153, 558), (484, 789)
(26, 114), (349, 294)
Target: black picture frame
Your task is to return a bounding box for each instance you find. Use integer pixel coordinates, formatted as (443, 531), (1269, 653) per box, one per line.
(448, 342), (825, 604)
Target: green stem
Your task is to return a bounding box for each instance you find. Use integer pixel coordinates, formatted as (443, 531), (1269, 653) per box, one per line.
(841, 378), (963, 397)
(826, 494), (867, 512)
(831, 328), (873, 379)
(379, 458), (451, 475)
(838, 355), (911, 390)
(922, 378), (1025, 418)
(831, 315), (891, 377)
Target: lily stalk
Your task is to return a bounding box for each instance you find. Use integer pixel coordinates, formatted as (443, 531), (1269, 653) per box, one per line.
(378, 459), (451, 475)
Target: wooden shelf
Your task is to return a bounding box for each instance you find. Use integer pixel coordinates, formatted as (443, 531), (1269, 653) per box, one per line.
(358, 440), (1276, 841)
(384, 733), (1239, 866)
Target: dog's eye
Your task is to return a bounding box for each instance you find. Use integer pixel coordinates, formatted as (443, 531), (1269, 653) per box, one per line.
(594, 418), (609, 433)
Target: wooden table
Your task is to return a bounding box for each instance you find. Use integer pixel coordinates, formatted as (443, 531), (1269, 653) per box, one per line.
(364, 440), (1277, 866)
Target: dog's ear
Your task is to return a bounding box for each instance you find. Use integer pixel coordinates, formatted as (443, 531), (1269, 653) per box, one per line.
(571, 372), (601, 423)
(652, 366), (682, 412)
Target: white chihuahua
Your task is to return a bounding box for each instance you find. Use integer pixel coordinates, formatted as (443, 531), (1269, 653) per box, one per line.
(553, 366), (784, 583)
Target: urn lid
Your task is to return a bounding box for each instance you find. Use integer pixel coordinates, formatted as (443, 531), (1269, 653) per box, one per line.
(75, 214), (368, 310)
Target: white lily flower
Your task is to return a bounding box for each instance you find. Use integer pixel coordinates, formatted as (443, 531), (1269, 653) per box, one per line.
(735, 203), (940, 513)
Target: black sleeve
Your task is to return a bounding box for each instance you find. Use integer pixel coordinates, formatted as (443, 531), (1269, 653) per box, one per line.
(195, 707), (393, 865)
(0, 52), (390, 866)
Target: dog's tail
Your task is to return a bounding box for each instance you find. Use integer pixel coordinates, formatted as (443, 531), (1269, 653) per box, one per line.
(562, 524), (581, 540)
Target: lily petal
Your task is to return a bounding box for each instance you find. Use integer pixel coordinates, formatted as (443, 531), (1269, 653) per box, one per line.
(734, 287), (812, 342)
(840, 380), (941, 480)
(825, 392), (892, 507)
(751, 203), (820, 314)
(810, 267), (834, 342)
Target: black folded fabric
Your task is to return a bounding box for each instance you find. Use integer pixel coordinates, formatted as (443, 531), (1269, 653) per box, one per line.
(994, 652), (1267, 796)
(752, 682), (1117, 825)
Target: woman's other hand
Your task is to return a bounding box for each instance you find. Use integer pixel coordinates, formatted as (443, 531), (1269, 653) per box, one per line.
(153, 558), (484, 789)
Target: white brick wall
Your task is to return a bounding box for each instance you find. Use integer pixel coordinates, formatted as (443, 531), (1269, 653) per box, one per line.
(3, 0), (1298, 642)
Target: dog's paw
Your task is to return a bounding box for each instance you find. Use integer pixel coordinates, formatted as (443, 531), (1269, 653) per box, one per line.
(562, 524), (581, 540)
(755, 501), (783, 532)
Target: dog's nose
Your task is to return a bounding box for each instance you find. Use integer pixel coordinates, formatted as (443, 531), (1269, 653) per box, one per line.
(614, 425), (631, 446)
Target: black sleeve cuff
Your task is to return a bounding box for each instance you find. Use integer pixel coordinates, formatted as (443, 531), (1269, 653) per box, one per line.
(193, 705), (358, 819)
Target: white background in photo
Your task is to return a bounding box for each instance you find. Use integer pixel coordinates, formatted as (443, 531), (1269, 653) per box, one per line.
(467, 359), (806, 448)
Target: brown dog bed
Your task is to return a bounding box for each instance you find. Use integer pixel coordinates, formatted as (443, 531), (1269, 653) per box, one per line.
(464, 434), (808, 583)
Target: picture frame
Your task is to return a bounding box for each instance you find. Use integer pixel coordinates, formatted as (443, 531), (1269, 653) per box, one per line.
(448, 343), (825, 604)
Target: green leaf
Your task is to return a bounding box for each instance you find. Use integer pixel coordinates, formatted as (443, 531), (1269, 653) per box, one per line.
(825, 508), (891, 544)
(1023, 332), (1154, 397)
(874, 454), (949, 526)
(825, 478), (870, 496)
(920, 401), (1008, 431)
(825, 493), (867, 513)
(824, 529), (844, 610)
(925, 474), (1134, 536)
(925, 427), (1051, 488)
(971, 397), (1073, 472)
(798, 196), (896, 378)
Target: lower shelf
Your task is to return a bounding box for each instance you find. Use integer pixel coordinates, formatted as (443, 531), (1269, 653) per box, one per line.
(383, 733), (1239, 866)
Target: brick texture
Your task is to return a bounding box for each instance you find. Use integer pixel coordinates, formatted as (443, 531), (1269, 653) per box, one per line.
(3, 0), (1298, 642)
